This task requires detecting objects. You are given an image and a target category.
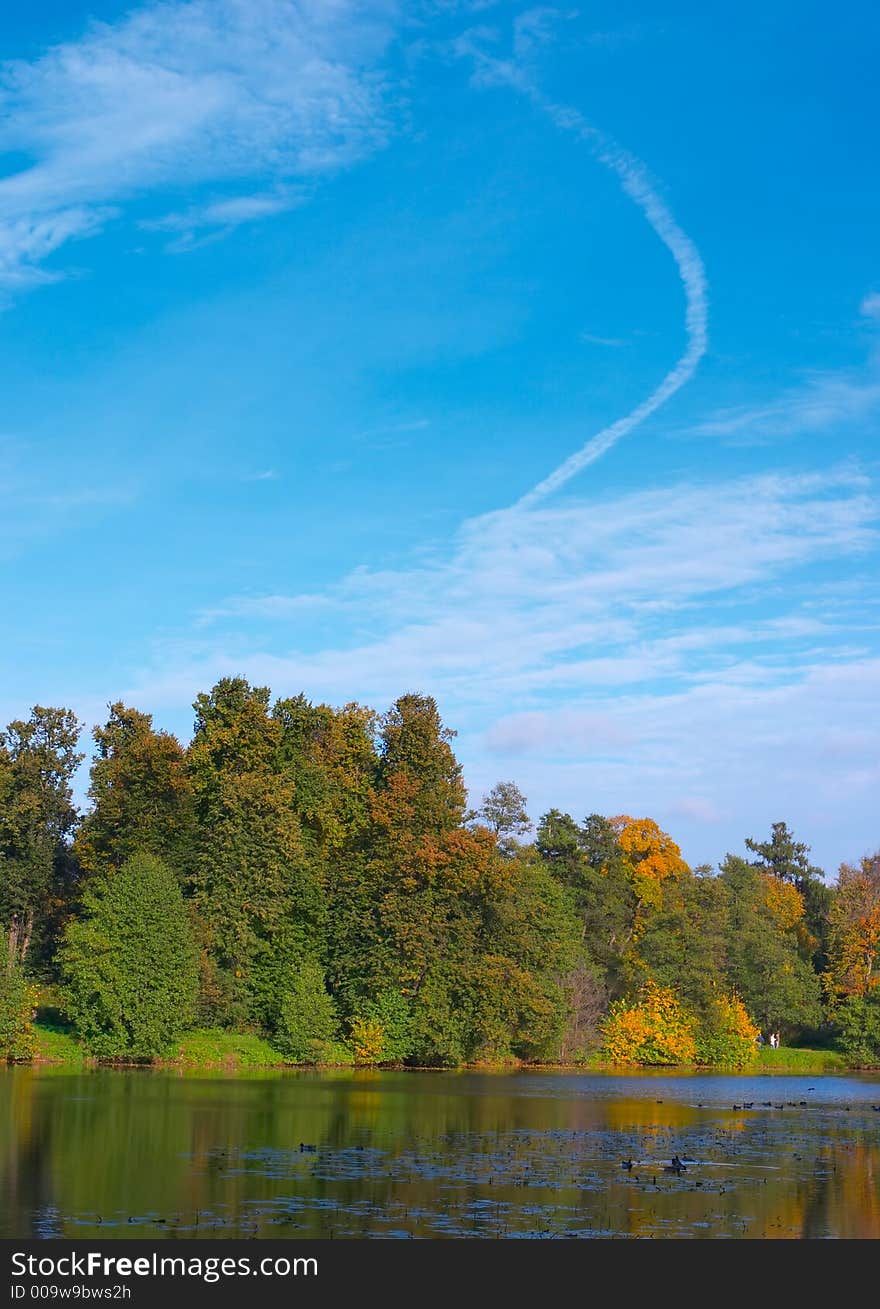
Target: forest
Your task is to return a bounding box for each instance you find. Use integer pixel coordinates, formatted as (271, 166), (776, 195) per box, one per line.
(1, 679), (878, 1069)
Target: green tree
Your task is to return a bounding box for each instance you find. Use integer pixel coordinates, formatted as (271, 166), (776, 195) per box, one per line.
(536, 810), (636, 997)
(186, 678), (320, 1027)
(0, 706), (83, 970)
(60, 853), (198, 1059)
(834, 992), (880, 1065)
(0, 966), (38, 1061)
(720, 855), (822, 1035)
(745, 821), (819, 884)
(471, 781), (530, 857)
(274, 958), (339, 1062)
(74, 703), (194, 875)
(273, 695), (378, 855)
(377, 694), (466, 836)
(746, 821), (830, 971)
(635, 868), (729, 1010)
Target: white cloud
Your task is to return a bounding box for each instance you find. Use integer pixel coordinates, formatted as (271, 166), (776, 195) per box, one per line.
(690, 370), (880, 442)
(133, 467), (876, 706)
(0, 0), (397, 286)
(860, 291), (880, 320)
(142, 189), (303, 249)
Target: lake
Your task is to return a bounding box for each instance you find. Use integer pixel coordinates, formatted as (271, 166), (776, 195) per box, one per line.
(2, 1067), (879, 1239)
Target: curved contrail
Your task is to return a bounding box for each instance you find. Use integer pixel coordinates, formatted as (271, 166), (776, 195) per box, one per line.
(512, 94), (708, 510)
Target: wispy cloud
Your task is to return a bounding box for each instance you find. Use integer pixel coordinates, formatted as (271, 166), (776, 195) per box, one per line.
(580, 331), (626, 348)
(0, 0), (397, 288)
(860, 291), (880, 320)
(135, 467), (876, 705)
(142, 189), (303, 250)
(689, 369), (880, 442)
(242, 469), (280, 482)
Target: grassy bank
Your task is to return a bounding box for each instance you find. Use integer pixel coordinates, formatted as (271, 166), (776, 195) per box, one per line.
(755, 1045), (848, 1073)
(27, 1024), (861, 1075)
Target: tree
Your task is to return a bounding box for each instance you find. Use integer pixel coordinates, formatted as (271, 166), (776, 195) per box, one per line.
(74, 703), (193, 876)
(535, 810), (637, 997)
(602, 982), (697, 1066)
(471, 781), (530, 856)
(746, 821), (818, 883)
(720, 855), (822, 1035)
(0, 706), (82, 970)
(0, 966), (38, 1061)
(746, 821), (830, 971)
(274, 958), (339, 1062)
(186, 678), (319, 1027)
(826, 853), (880, 999)
(376, 694), (466, 835)
(635, 869), (729, 1010)
(273, 695), (378, 855)
(60, 853), (198, 1059)
(609, 815), (689, 911)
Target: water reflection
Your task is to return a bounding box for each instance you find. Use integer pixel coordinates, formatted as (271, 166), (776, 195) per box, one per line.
(1, 1067), (879, 1238)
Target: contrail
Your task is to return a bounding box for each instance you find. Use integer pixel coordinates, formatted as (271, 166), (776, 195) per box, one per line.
(508, 92), (709, 509)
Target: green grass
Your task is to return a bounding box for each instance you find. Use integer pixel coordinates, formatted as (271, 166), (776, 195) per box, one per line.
(756, 1045), (847, 1073)
(174, 1029), (289, 1069)
(33, 1022), (85, 1066)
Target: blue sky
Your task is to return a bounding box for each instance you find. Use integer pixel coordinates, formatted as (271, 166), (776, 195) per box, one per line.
(2, 0), (878, 874)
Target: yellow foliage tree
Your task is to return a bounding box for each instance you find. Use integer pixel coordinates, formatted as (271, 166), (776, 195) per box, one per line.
(609, 815), (688, 929)
(350, 1017), (386, 1065)
(601, 981), (697, 1065)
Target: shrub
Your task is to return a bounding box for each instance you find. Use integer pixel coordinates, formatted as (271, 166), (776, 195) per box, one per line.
(350, 1017), (386, 1065)
(60, 852), (198, 1059)
(274, 959), (339, 1062)
(601, 981), (697, 1065)
(0, 967), (38, 1061)
(695, 994), (760, 1068)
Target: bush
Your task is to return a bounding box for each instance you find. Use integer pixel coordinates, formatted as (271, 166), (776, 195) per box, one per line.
(350, 1017), (386, 1065)
(695, 995), (759, 1068)
(0, 967), (38, 1061)
(602, 981), (697, 1065)
(60, 852), (198, 1059)
(834, 993), (880, 1066)
(274, 959), (339, 1062)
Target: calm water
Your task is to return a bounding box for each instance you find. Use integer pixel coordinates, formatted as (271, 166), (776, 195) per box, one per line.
(2, 1067), (880, 1239)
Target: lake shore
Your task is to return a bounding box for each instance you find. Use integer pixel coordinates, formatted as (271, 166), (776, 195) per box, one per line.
(29, 1022), (859, 1075)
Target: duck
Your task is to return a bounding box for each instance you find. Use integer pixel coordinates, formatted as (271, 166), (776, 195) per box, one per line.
(621, 1159), (635, 1171)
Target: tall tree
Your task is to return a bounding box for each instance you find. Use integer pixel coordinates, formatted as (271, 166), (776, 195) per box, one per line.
(74, 703), (193, 875)
(536, 811), (636, 997)
(273, 695), (378, 854)
(746, 820), (830, 971)
(60, 852), (198, 1059)
(186, 678), (318, 1026)
(635, 869), (729, 1010)
(471, 781), (530, 857)
(720, 855), (822, 1034)
(0, 707), (82, 970)
(377, 694), (466, 836)
(826, 852), (880, 999)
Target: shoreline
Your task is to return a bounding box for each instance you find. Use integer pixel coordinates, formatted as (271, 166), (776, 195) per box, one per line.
(22, 1026), (869, 1076)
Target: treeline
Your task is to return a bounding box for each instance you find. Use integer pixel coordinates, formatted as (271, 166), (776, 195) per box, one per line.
(1, 681), (879, 1067)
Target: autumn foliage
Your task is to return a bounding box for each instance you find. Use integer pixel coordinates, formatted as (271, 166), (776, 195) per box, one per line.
(602, 982), (759, 1068)
(602, 982), (697, 1065)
